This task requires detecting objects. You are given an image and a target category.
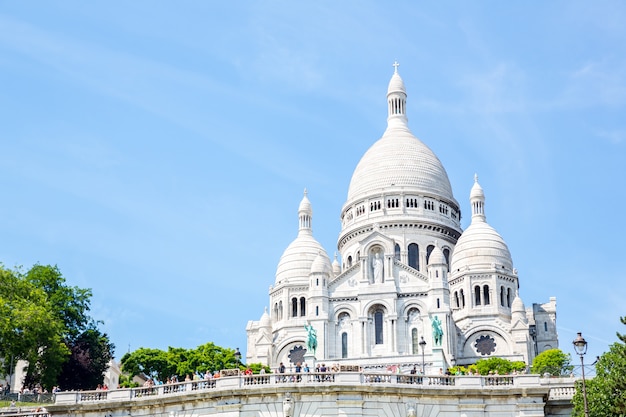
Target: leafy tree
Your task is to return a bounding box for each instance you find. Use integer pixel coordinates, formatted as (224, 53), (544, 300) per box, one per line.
(57, 326), (115, 390)
(530, 349), (573, 376)
(0, 263), (113, 390)
(121, 343), (241, 381)
(572, 317), (626, 416)
(24, 264), (92, 340)
(0, 266), (69, 388)
(246, 362), (271, 374)
(120, 348), (174, 382)
(118, 374), (139, 388)
(474, 357), (526, 375)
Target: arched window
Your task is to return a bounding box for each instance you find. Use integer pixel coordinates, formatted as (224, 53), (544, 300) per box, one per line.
(507, 288), (512, 307)
(426, 245), (435, 265)
(394, 244), (401, 261)
(454, 291), (460, 308)
(408, 243), (419, 269)
(300, 297), (306, 316)
(500, 286), (505, 306)
(341, 332), (348, 358)
(412, 328), (419, 354)
(347, 256), (353, 268)
(474, 286), (481, 306)
(292, 297), (298, 317)
(278, 301), (283, 320)
(460, 289), (465, 308)
(374, 310), (384, 344)
(315, 306), (319, 316)
(483, 285), (490, 305)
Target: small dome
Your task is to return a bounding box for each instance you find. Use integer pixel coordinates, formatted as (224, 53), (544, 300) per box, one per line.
(311, 251), (331, 275)
(450, 177), (513, 272)
(387, 69), (406, 95)
(470, 174), (484, 200)
(276, 233), (328, 284)
(276, 190), (329, 284)
(451, 222), (513, 272)
(259, 307), (271, 327)
(298, 189), (312, 215)
(428, 245), (446, 266)
(511, 296), (525, 313)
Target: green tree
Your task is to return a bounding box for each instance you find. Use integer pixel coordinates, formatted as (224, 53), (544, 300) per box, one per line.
(120, 343), (241, 381)
(24, 264), (92, 340)
(474, 357), (526, 375)
(572, 317), (626, 416)
(531, 349), (573, 376)
(0, 266), (69, 389)
(0, 263), (112, 390)
(120, 348), (173, 382)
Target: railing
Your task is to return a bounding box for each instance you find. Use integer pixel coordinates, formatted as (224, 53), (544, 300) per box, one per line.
(54, 372), (575, 405)
(0, 393), (54, 404)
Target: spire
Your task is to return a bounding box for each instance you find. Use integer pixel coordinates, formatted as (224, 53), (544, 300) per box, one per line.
(387, 61), (408, 125)
(298, 188), (313, 233)
(469, 174), (486, 222)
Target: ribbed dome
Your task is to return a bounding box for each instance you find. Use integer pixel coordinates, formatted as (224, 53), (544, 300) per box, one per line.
(429, 245), (446, 266)
(311, 251), (331, 275)
(259, 307), (271, 327)
(387, 69), (406, 95)
(346, 68), (456, 205)
(275, 191), (330, 284)
(276, 232), (329, 284)
(347, 129), (455, 203)
(450, 176), (513, 272)
(511, 296), (525, 313)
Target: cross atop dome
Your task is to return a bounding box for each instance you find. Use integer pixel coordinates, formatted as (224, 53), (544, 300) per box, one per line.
(393, 60), (400, 73)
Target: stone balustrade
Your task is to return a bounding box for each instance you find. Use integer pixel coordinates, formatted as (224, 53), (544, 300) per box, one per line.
(53, 372), (575, 406)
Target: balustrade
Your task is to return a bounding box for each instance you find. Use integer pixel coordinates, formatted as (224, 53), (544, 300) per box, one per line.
(52, 372), (576, 405)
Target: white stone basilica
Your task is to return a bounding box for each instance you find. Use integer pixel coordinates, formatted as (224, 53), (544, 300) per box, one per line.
(246, 66), (558, 373)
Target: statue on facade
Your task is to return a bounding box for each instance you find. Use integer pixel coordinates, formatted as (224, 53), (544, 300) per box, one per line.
(304, 323), (317, 354)
(431, 315), (443, 346)
(372, 252), (383, 283)
(283, 393), (293, 417)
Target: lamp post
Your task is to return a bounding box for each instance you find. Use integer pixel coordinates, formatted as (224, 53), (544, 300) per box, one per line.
(234, 347), (242, 369)
(572, 332), (589, 417)
(419, 336), (427, 374)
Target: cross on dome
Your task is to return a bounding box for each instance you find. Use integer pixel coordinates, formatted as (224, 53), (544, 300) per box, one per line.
(392, 60), (400, 73)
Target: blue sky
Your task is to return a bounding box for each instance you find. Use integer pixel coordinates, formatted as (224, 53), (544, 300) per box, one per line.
(1, 1), (624, 365)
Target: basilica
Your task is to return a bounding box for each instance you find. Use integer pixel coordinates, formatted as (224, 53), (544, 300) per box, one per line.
(246, 66), (558, 373)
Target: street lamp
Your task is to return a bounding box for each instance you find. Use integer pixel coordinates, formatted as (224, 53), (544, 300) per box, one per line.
(234, 347), (242, 369)
(572, 332), (589, 417)
(419, 336), (427, 375)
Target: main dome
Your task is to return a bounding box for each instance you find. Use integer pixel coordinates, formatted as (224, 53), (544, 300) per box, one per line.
(345, 68), (456, 205)
(346, 126), (455, 203)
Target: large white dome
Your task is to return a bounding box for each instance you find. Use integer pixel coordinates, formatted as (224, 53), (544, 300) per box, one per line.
(345, 67), (456, 206)
(347, 125), (456, 204)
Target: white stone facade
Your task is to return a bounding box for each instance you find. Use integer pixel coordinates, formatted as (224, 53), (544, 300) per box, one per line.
(246, 66), (558, 373)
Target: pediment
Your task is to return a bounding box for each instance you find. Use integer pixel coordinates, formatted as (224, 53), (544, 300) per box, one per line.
(255, 333), (272, 345)
(329, 264), (361, 291)
(358, 228), (395, 250)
